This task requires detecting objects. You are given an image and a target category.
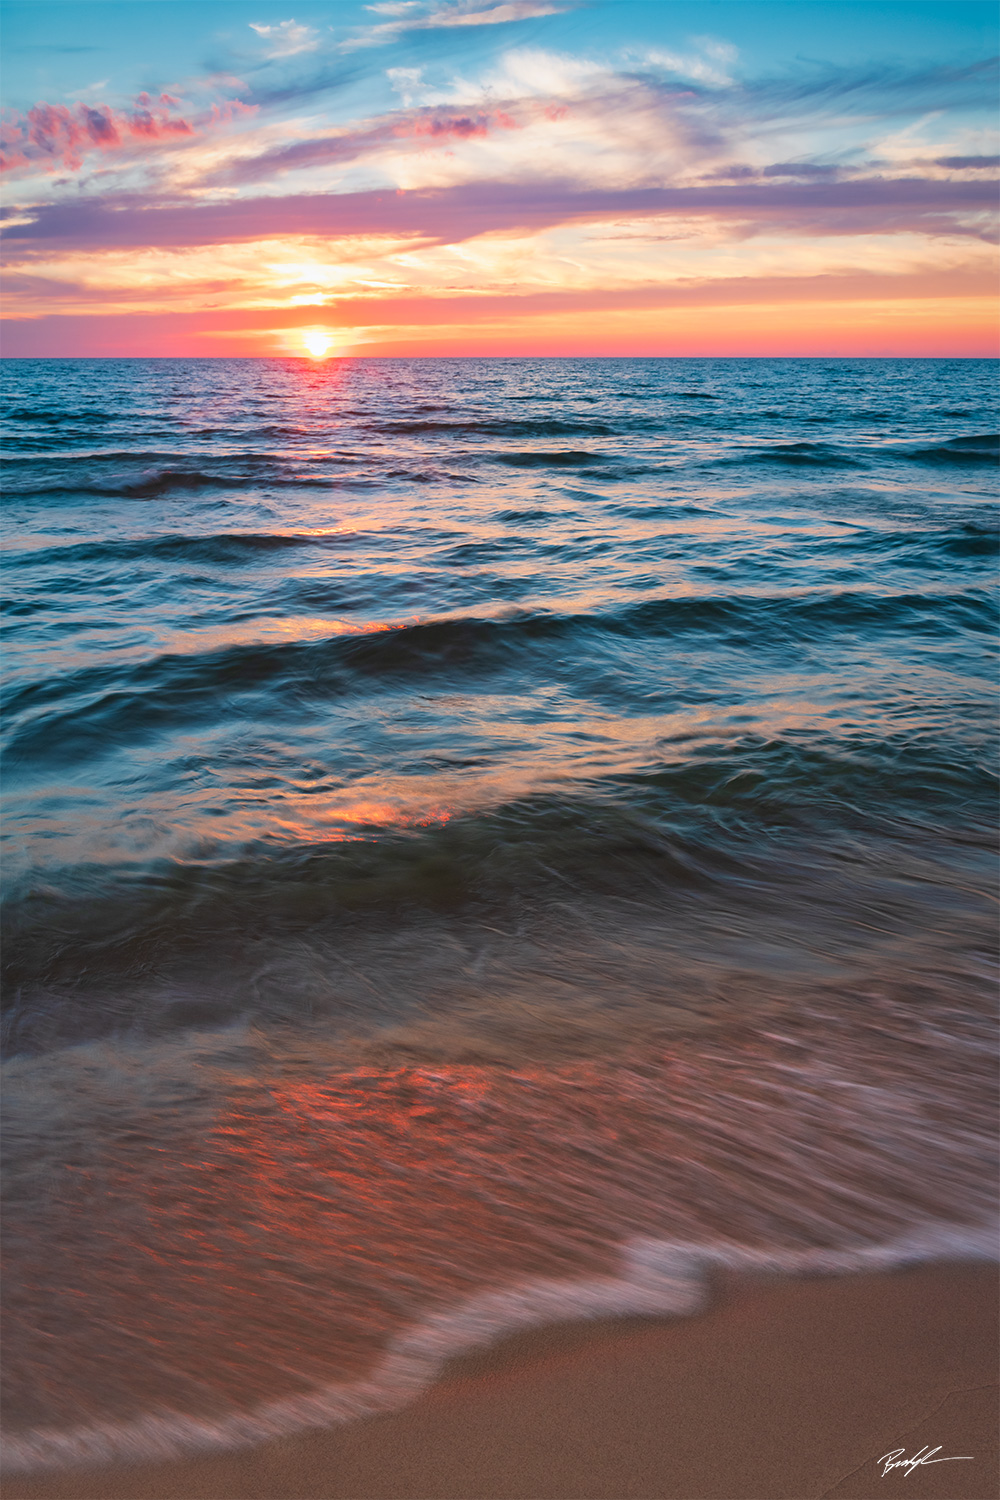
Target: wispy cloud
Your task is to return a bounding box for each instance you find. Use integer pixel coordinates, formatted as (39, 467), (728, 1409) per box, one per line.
(739, 56), (999, 118)
(342, 0), (569, 51)
(66, 80), (111, 100)
(201, 100), (530, 187)
(630, 38), (738, 88)
(249, 20), (321, 58)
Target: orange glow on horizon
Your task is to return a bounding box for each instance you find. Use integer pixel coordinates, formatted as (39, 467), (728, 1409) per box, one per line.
(2, 293), (996, 360)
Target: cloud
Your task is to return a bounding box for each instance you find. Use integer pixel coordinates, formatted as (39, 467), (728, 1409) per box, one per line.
(67, 80), (111, 100)
(249, 20), (320, 58)
(409, 1), (567, 27)
(633, 41), (737, 88)
(740, 56), (999, 119)
(5, 174), (994, 255)
(936, 154), (1000, 169)
(200, 99), (530, 187)
(0, 94), (255, 175)
(692, 37), (738, 65)
(475, 46), (608, 98)
(229, 47), (998, 210)
(761, 163), (842, 178)
(387, 67), (425, 107)
(172, 50), (997, 196)
(342, 0), (569, 51)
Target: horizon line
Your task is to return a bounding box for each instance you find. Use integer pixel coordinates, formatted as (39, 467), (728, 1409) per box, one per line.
(2, 353), (996, 362)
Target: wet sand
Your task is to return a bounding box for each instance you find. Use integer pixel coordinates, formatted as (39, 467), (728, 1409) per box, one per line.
(5, 1260), (996, 1500)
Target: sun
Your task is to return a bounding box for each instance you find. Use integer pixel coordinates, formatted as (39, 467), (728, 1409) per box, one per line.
(302, 331), (333, 359)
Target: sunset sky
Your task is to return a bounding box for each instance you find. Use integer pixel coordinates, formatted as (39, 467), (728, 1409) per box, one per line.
(2, 0), (997, 358)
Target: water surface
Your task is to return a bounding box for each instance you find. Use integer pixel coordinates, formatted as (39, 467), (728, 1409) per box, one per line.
(2, 356), (997, 1470)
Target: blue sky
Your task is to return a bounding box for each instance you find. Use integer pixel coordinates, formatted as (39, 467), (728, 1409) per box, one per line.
(4, 3), (996, 117)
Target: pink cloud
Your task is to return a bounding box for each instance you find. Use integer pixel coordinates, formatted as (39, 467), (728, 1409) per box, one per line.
(401, 109), (522, 140)
(0, 94), (254, 174)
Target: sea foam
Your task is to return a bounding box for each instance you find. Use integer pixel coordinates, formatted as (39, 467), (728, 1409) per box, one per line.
(3, 1218), (996, 1475)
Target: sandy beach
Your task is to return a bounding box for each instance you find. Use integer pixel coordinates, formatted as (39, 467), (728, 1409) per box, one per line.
(6, 1260), (996, 1500)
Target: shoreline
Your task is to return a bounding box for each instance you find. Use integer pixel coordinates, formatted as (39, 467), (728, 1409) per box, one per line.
(5, 1260), (996, 1500)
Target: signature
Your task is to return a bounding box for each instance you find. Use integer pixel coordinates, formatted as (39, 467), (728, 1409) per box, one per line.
(878, 1446), (973, 1478)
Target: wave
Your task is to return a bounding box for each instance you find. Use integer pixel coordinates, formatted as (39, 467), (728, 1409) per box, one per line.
(383, 466), (455, 483)
(905, 434), (1000, 464)
(497, 508), (554, 522)
(827, 520), (1000, 563)
(4, 1218), (995, 1475)
(5, 583), (987, 697)
(0, 796), (726, 1020)
(219, 424), (309, 439)
(1, 454), (252, 499)
(934, 520), (1000, 557)
(3, 589), (994, 770)
(69, 468), (236, 498)
(4, 407), (114, 424)
(738, 442), (864, 469)
(618, 588), (994, 637)
(1, 449), (179, 466)
(4, 531), (347, 569)
(371, 419), (617, 437)
(2, 465), (352, 501)
(2, 448), (360, 467)
(3, 725), (994, 1052)
(495, 450), (609, 467)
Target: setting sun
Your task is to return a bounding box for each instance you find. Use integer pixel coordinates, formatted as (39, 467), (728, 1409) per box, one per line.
(302, 331), (333, 360)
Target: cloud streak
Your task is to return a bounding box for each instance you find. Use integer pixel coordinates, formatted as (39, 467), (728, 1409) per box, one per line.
(342, 0), (569, 50)
(201, 101), (528, 187)
(4, 175), (994, 253)
(248, 20), (321, 58)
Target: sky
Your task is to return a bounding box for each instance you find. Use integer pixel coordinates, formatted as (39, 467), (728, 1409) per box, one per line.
(1, 0), (997, 357)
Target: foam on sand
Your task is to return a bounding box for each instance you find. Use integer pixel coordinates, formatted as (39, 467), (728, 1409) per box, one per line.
(4, 1218), (995, 1475)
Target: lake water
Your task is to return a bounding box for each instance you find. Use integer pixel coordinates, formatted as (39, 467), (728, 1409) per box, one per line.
(2, 356), (997, 1471)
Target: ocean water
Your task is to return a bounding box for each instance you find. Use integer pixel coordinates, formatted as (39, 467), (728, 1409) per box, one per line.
(2, 356), (997, 1472)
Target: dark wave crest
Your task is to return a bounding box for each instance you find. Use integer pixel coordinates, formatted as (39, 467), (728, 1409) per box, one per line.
(5, 407), (114, 424)
(5, 532), (356, 569)
(906, 434), (999, 464)
(3, 465), (350, 501)
(741, 442), (865, 468)
(4, 589), (993, 773)
(495, 449), (609, 467)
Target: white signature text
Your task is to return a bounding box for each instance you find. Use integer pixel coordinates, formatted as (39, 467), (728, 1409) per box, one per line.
(878, 1446), (973, 1478)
